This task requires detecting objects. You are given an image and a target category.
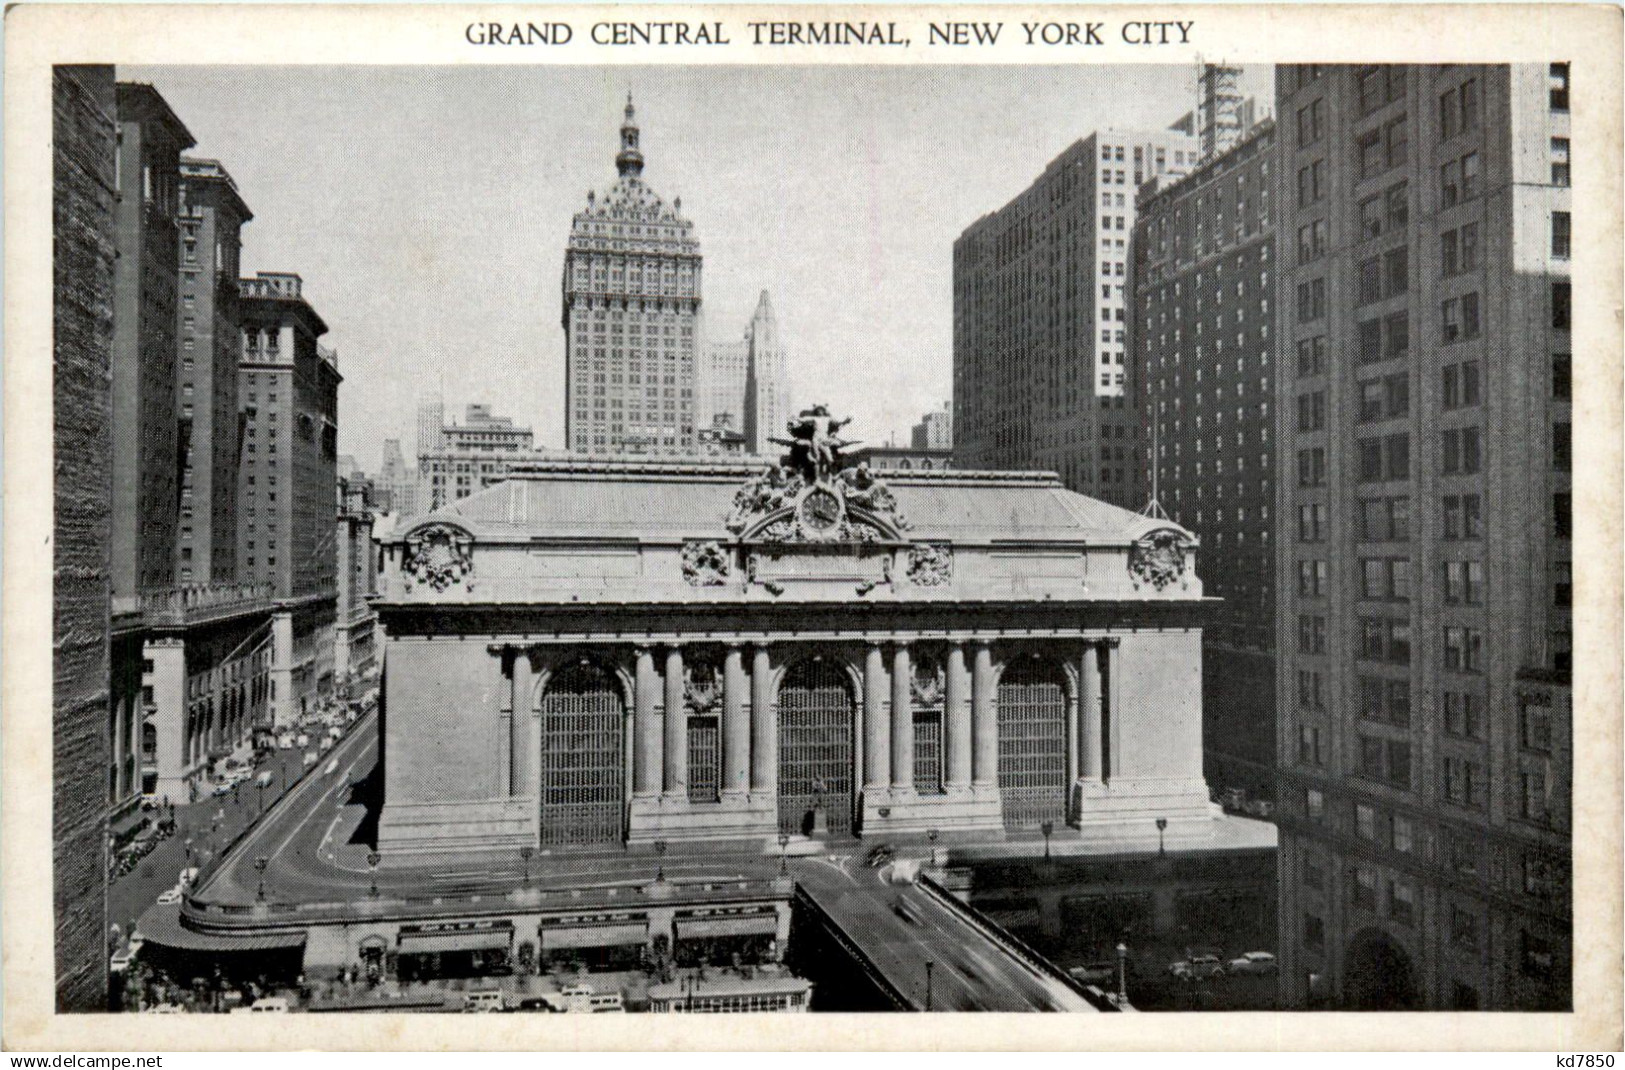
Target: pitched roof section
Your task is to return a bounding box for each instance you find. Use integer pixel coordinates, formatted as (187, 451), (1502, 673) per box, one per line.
(398, 459), (1189, 546)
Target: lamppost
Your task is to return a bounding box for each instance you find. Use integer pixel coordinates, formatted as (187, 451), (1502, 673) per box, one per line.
(1156, 817), (1168, 856)
(1116, 942), (1129, 1007)
(777, 832), (790, 876)
(924, 960), (935, 1012)
(184, 838), (194, 868)
(254, 856), (268, 902)
(927, 828), (939, 866)
(654, 840), (667, 882)
(257, 776), (268, 815)
(1040, 820), (1054, 861)
(520, 845), (534, 887)
(367, 850), (381, 898)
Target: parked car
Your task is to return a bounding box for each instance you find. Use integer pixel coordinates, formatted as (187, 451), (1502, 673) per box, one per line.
(156, 886), (183, 905)
(303, 750), (319, 769)
(212, 781), (234, 797)
(865, 843), (895, 868)
(1169, 954), (1226, 980)
(1242, 799), (1275, 819)
(178, 866), (198, 887)
(1068, 961), (1117, 986)
(295, 733), (310, 748)
(1226, 951), (1278, 976)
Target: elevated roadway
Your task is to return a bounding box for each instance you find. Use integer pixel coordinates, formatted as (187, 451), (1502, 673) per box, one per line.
(792, 854), (1097, 1011)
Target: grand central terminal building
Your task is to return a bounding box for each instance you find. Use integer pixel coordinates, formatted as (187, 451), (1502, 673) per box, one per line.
(373, 422), (1221, 858)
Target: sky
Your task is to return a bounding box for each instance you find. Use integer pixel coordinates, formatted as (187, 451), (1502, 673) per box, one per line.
(127, 63), (1273, 471)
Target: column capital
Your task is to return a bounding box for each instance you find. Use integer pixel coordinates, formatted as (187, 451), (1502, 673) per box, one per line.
(866, 638), (887, 651)
(1101, 636), (1121, 650)
(892, 638), (913, 650)
(750, 638), (773, 652)
(973, 636), (995, 649)
(723, 639), (746, 650)
(631, 641), (653, 655)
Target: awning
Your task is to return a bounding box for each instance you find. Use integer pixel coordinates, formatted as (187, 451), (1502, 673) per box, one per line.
(540, 923), (649, 950)
(398, 929), (512, 955)
(674, 914), (779, 940)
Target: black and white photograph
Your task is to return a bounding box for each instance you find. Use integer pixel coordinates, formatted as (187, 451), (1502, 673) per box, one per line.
(6, 2), (1621, 1053)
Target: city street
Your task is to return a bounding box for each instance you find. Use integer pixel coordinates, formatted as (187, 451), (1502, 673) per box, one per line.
(110, 747), (306, 941)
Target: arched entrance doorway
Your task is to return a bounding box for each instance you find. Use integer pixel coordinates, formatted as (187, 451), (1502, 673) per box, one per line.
(1343, 927), (1420, 1009)
(538, 660), (625, 846)
(996, 656), (1069, 830)
(777, 658), (855, 837)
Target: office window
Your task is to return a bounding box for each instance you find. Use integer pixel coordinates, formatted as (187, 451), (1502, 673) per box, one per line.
(1552, 211), (1572, 259)
(1444, 759), (1486, 809)
(1358, 318), (1384, 363)
(1390, 879), (1417, 925)
(1350, 867), (1378, 911)
(1444, 626), (1484, 672)
(1355, 803), (1377, 840)
(1553, 352), (1572, 399)
(1549, 63), (1570, 111)
(1442, 360), (1481, 409)
(1297, 335), (1326, 376)
(1520, 696), (1553, 753)
(1443, 691), (1485, 739)
(1392, 815), (1414, 854)
(1297, 98), (1324, 146)
(1551, 137), (1571, 186)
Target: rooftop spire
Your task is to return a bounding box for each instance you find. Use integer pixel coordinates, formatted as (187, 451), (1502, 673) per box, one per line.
(616, 92), (644, 179)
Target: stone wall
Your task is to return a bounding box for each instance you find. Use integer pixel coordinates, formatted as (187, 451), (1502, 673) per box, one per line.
(53, 64), (117, 1013)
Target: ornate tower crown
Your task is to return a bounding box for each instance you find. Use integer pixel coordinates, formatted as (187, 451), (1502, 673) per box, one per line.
(616, 93), (644, 179)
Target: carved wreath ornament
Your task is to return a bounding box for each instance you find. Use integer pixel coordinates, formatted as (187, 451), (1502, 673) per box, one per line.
(682, 540), (730, 587)
(404, 523), (474, 592)
(906, 544), (953, 587)
(1128, 529), (1190, 591)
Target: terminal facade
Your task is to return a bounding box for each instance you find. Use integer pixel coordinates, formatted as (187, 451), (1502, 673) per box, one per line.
(374, 419), (1221, 856)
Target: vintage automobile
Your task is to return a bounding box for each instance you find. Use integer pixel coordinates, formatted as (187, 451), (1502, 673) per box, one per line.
(1226, 951), (1278, 976)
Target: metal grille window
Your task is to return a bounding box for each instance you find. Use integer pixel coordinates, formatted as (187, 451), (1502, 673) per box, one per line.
(996, 658), (1068, 830)
(539, 661), (625, 846)
(913, 712), (944, 795)
(776, 659), (854, 836)
(687, 716), (720, 803)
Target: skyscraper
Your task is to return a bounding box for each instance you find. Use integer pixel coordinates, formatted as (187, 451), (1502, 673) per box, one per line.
(237, 272), (341, 725)
(742, 290), (791, 457)
(1134, 116), (1279, 799)
(175, 157), (252, 584)
(953, 124), (1197, 508)
(562, 96), (701, 456)
(416, 389), (445, 459)
(1275, 64), (1571, 1011)
(110, 82), (194, 817)
(52, 62), (116, 1013)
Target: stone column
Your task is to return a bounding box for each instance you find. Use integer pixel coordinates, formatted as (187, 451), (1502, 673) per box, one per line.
(890, 642), (915, 793)
(944, 642), (971, 792)
(971, 640), (997, 789)
(723, 643), (749, 797)
(750, 643), (775, 795)
(1103, 638), (1122, 780)
(1080, 642), (1103, 782)
(633, 645), (661, 798)
(512, 649), (534, 800)
(497, 649), (513, 797)
(863, 641), (891, 794)
(269, 609), (295, 729)
(663, 645), (687, 798)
